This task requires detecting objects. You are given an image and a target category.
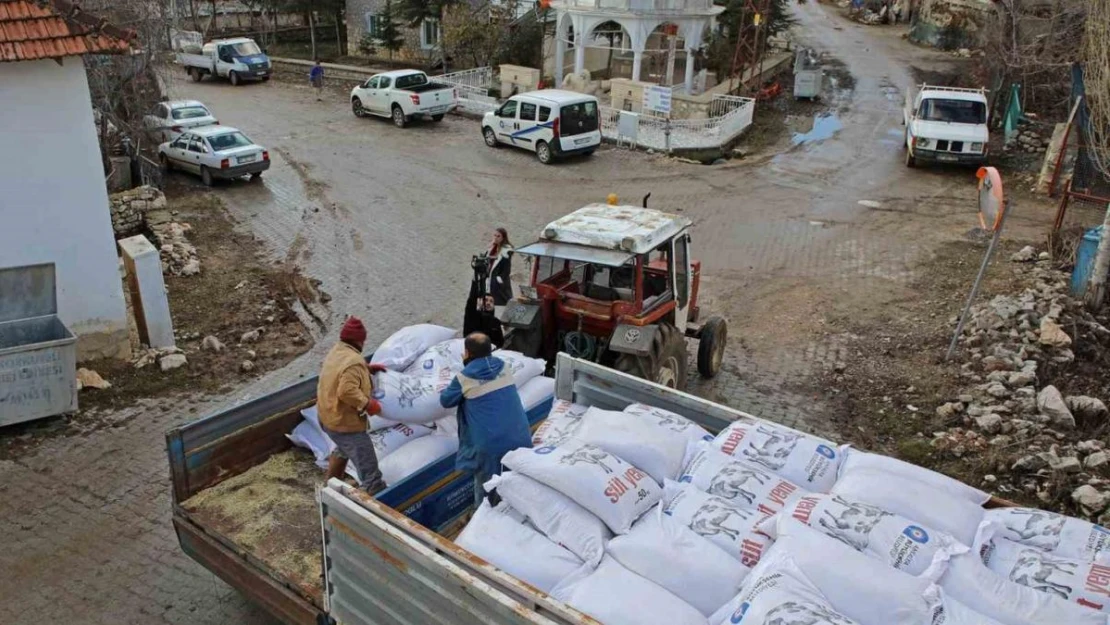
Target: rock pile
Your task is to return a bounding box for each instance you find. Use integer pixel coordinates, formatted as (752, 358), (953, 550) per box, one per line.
(931, 249), (1110, 521)
(150, 221), (200, 276)
(132, 346), (189, 371)
(109, 186), (166, 236)
(1004, 126), (1049, 155)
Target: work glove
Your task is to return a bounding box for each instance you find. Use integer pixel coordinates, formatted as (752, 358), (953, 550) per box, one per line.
(365, 398), (383, 416)
(367, 363), (388, 374)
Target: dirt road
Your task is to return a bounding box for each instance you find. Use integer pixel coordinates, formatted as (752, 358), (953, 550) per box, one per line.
(0, 6), (1051, 624)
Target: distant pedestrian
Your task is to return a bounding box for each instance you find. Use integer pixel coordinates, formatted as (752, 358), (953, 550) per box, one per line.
(309, 60), (324, 101)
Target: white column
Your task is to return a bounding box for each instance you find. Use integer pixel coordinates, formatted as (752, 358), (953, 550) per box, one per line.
(574, 40), (586, 74)
(684, 47), (695, 93)
(632, 51), (643, 81)
(555, 36), (567, 86)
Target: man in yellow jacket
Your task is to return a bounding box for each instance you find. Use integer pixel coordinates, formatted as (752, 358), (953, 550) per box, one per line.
(318, 316), (388, 494)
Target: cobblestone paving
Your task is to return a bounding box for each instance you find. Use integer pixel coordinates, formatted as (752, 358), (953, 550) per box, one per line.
(0, 6), (972, 623)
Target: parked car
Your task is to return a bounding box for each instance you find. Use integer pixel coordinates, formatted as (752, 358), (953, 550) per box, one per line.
(481, 90), (601, 164)
(349, 70), (457, 127)
(158, 126), (270, 187)
(176, 37), (272, 86)
(143, 100), (218, 144)
(902, 84), (989, 168)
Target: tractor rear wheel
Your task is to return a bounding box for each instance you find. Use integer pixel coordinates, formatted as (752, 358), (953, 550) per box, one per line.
(696, 316), (728, 378)
(614, 323), (688, 390)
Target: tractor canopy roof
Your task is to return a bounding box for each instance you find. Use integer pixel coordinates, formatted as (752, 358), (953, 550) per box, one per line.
(535, 204), (692, 255)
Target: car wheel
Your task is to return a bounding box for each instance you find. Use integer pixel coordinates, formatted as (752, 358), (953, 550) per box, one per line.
(432, 114), (445, 122)
(583, 149), (596, 157)
(536, 141), (553, 164)
(250, 172), (263, 181)
(352, 97), (366, 118)
(261, 76), (271, 82)
(483, 127), (499, 148)
(159, 154), (171, 172)
(229, 71), (240, 86)
(905, 147), (916, 168)
(190, 68), (202, 82)
(392, 105), (407, 128)
(200, 166), (214, 187)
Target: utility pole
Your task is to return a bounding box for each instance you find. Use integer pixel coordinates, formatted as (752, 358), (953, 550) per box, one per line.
(1084, 203), (1110, 311)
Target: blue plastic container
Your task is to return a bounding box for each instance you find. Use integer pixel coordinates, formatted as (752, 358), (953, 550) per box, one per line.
(1072, 225), (1105, 296)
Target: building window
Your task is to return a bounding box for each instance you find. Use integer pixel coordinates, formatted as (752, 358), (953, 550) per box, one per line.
(367, 14), (383, 38)
(420, 18), (440, 49)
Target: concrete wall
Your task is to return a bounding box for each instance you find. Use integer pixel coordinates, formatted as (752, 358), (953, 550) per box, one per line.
(0, 59), (129, 361)
(909, 0), (995, 50)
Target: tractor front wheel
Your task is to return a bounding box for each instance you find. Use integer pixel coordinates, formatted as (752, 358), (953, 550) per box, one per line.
(696, 316), (728, 378)
(614, 323), (688, 390)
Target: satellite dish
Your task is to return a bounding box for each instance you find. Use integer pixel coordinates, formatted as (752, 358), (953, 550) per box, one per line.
(977, 166), (1005, 232)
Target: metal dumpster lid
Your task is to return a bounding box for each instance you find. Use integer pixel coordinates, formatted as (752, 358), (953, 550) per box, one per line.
(0, 263), (58, 324)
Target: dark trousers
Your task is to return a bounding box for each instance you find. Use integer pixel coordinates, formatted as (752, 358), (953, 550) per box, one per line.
(323, 426), (386, 493)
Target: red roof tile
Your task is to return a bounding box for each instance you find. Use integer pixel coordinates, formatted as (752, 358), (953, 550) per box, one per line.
(0, 0), (134, 62)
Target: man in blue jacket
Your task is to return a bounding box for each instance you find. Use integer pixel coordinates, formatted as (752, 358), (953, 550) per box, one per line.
(440, 332), (533, 506)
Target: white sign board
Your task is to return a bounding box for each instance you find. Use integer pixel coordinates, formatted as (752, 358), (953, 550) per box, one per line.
(642, 85), (673, 115)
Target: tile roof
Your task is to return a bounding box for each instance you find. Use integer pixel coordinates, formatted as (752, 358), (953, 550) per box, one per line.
(0, 0), (135, 63)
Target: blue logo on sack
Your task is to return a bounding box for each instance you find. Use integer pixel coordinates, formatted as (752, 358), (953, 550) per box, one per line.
(702, 434), (714, 441)
(535, 446), (556, 455)
(372, 390), (385, 399)
(1095, 525), (1110, 535)
(679, 475), (693, 483)
(730, 602), (750, 623)
(903, 525), (930, 544)
(422, 359), (434, 370)
(816, 444), (836, 459)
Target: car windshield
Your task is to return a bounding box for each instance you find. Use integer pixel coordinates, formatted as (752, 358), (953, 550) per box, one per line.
(395, 73), (428, 89)
(919, 98), (986, 124)
(207, 132), (253, 151)
(172, 106), (210, 120)
(560, 101), (599, 135)
(231, 41), (262, 56)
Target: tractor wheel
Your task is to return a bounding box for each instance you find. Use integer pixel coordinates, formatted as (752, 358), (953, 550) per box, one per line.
(696, 316), (728, 378)
(614, 323), (688, 390)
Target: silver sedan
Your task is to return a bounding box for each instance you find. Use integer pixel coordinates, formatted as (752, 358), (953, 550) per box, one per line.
(158, 125), (270, 186)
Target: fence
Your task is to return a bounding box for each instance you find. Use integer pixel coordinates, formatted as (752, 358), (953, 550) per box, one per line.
(432, 67), (498, 115)
(600, 94), (756, 152)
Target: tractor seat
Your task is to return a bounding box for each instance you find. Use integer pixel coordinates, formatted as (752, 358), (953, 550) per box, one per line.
(585, 283), (618, 301)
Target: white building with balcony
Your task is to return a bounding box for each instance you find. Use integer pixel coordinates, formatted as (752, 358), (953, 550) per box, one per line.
(550, 0), (723, 93)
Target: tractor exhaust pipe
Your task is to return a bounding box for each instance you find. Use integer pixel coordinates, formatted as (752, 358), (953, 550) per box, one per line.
(642, 193), (651, 208)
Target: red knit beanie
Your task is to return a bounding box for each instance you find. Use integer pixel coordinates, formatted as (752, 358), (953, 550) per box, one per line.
(339, 316), (367, 345)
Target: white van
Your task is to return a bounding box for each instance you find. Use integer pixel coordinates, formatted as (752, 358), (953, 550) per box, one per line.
(903, 85), (989, 168)
(481, 90), (601, 164)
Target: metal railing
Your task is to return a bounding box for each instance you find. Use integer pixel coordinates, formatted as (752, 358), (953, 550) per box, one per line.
(601, 94), (755, 151)
(432, 67), (498, 115)
(558, 0), (715, 10)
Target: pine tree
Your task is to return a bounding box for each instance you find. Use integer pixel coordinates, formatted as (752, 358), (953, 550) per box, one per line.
(377, 0), (405, 60)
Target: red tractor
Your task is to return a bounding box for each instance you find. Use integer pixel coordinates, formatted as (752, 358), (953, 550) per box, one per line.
(502, 200), (727, 390)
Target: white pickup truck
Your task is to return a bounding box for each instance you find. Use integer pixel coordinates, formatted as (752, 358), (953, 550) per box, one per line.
(903, 85), (989, 168)
(350, 70), (457, 128)
(176, 37), (272, 86)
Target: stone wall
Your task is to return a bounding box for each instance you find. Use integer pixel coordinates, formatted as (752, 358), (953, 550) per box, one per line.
(909, 0), (995, 50)
(109, 186), (166, 237)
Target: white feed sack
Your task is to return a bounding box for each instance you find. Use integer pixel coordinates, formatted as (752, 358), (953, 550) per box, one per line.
(378, 433), (459, 486)
(454, 500), (583, 594)
(679, 442), (809, 517)
(501, 439), (662, 534)
(402, 338), (465, 377)
(493, 349), (546, 387)
(939, 550), (1110, 625)
(368, 423), (433, 458)
(662, 480), (773, 570)
(370, 324), (457, 370)
(486, 471), (612, 566)
(830, 468), (985, 547)
(774, 492), (962, 577)
(574, 407), (689, 484)
(621, 403), (714, 446)
(533, 399), (588, 446)
(517, 375), (555, 411)
(838, 448), (991, 505)
(984, 507), (1110, 562)
(978, 534), (1110, 615)
(709, 548), (862, 625)
(923, 586), (1009, 625)
(551, 555), (708, 625)
(372, 369), (455, 425)
(608, 506), (748, 616)
(712, 420), (841, 493)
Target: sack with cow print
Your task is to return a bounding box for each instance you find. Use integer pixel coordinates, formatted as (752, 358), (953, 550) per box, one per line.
(766, 492), (963, 577)
(940, 549), (1110, 625)
(551, 555), (707, 625)
(574, 407), (689, 485)
(369, 423), (433, 458)
(679, 442), (809, 517)
(976, 530), (1110, 615)
(492, 349), (546, 387)
(712, 420), (841, 493)
(608, 504), (749, 616)
(501, 439), (662, 534)
(982, 507), (1110, 563)
(838, 448), (991, 505)
(622, 403), (714, 446)
(403, 338), (465, 377)
(709, 546), (862, 625)
(831, 468), (984, 547)
(661, 479), (773, 571)
(485, 471), (612, 566)
(370, 324), (458, 371)
(533, 400), (589, 446)
(371, 369), (455, 425)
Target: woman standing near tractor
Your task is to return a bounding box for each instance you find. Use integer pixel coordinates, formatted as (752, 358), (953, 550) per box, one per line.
(486, 228), (514, 313)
